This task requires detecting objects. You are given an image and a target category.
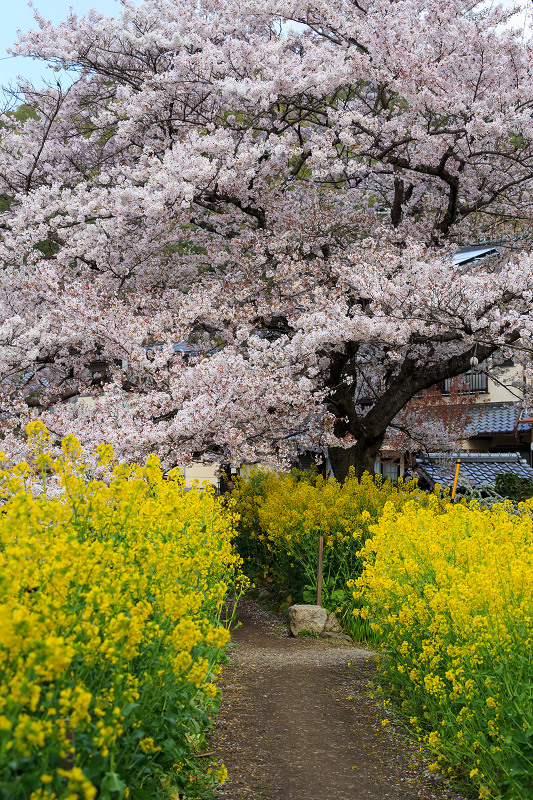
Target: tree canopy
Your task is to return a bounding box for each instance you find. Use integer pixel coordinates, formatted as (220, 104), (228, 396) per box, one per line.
(1, 0), (533, 476)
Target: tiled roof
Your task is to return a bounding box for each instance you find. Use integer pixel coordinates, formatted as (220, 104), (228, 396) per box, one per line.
(466, 403), (531, 436)
(414, 451), (533, 488)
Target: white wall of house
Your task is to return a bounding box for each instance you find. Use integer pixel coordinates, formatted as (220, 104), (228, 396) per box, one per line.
(182, 460), (277, 490)
(181, 463), (219, 489)
(485, 364), (523, 403)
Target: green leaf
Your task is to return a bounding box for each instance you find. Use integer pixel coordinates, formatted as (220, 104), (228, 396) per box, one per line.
(85, 753), (108, 780)
(129, 788), (152, 800)
(99, 772), (127, 800)
(509, 756), (530, 778)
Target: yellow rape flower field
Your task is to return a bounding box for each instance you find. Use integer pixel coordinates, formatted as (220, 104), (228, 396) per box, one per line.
(232, 469), (424, 614)
(0, 423), (244, 800)
(353, 496), (533, 800)
(4, 432), (533, 800)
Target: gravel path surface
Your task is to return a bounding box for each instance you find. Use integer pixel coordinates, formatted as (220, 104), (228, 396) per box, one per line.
(210, 595), (467, 800)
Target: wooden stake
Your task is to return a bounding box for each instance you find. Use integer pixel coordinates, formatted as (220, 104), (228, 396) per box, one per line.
(317, 534), (324, 607)
(451, 458), (461, 500)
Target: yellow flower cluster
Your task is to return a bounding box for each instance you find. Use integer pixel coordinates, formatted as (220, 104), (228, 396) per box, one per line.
(354, 497), (533, 799)
(257, 471), (419, 548)
(233, 468), (424, 621)
(0, 423), (241, 800)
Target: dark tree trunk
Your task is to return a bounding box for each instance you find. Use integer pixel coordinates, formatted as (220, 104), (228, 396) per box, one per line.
(328, 433), (385, 482)
(325, 333), (521, 484)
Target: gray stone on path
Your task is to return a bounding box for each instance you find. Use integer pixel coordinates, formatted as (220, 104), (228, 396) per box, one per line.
(288, 604), (328, 636)
(324, 612), (343, 632)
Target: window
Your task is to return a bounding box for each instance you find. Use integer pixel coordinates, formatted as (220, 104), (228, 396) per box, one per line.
(442, 370), (488, 394)
(381, 460), (400, 483)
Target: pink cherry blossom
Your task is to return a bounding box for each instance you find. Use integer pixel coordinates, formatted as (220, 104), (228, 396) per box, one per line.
(0, 0), (532, 478)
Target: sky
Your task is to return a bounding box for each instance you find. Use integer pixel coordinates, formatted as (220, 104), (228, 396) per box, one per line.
(0, 0), (127, 91)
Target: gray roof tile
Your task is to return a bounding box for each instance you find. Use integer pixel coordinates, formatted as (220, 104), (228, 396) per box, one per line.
(414, 451), (533, 488)
(466, 403), (531, 436)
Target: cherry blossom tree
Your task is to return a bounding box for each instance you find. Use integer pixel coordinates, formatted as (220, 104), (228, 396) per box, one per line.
(1, 0), (533, 478)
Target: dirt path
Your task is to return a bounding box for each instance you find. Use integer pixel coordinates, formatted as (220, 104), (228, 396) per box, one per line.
(211, 596), (466, 800)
